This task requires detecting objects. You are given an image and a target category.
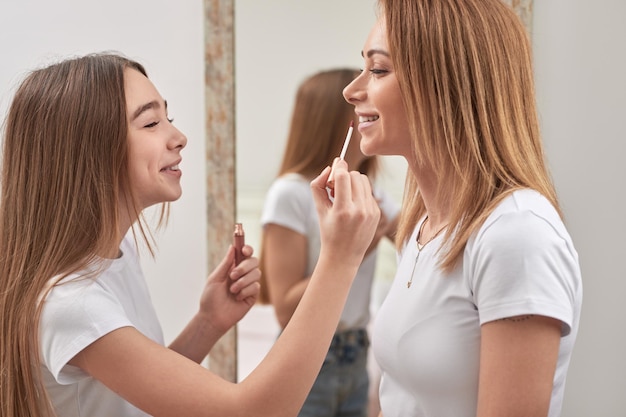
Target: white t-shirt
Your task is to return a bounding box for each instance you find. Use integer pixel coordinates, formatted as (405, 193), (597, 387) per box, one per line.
(39, 236), (164, 417)
(261, 173), (400, 330)
(373, 189), (582, 417)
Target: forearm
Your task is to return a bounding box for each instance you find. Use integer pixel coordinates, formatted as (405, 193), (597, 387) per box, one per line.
(168, 312), (223, 363)
(240, 252), (360, 416)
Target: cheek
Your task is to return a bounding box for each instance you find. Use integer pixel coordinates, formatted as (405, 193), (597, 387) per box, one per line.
(127, 141), (158, 172)
(384, 95), (411, 137)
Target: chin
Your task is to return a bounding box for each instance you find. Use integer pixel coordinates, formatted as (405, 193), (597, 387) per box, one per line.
(360, 140), (381, 157)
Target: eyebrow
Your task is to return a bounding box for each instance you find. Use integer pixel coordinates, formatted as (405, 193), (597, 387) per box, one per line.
(131, 99), (168, 121)
(362, 48), (391, 58)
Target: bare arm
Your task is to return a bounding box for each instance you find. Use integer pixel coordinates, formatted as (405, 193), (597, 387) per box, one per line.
(262, 224), (309, 328)
(70, 160), (380, 417)
(168, 245), (261, 362)
(476, 315), (561, 417)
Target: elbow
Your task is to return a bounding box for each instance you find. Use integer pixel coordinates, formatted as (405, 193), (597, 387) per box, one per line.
(272, 300), (296, 329)
(274, 309), (291, 329)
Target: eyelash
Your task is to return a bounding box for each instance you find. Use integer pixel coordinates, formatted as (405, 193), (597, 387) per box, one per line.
(144, 117), (174, 128)
(359, 68), (388, 76)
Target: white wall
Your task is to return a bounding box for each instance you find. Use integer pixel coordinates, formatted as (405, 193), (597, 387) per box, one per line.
(1, 1), (625, 415)
(533, 1), (626, 415)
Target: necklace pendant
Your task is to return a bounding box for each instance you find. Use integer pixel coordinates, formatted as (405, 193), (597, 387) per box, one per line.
(407, 281), (412, 288)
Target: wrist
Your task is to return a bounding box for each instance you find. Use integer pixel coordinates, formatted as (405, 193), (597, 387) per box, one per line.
(193, 310), (225, 338)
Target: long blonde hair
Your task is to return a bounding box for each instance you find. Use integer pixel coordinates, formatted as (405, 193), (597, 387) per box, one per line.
(379, 0), (560, 272)
(0, 53), (161, 416)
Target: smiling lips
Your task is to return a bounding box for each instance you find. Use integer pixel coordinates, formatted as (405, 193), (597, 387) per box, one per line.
(160, 163), (181, 174)
(357, 115), (379, 131)
(358, 115), (379, 123)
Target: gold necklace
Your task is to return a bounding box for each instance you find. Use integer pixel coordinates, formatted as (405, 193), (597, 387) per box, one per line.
(407, 216), (447, 288)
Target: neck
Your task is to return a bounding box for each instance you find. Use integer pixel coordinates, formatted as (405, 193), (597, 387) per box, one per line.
(408, 163), (449, 231)
(418, 215), (448, 246)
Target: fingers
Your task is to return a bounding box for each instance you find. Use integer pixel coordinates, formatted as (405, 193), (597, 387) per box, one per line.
(229, 246), (257, 277)
(311, 164), (332, 196)
(209, 246), (236, 283)
(310, 160), (381, 265)
(240, 244), (254, 258)
(229, 256), (261, 298)
(233, 281), (261, 303)
(329, 160), (354, 207)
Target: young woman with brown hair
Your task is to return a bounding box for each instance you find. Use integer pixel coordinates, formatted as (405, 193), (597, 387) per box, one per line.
(0, 53), (381, 417)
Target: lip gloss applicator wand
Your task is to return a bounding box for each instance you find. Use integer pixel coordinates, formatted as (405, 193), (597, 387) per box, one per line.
(326, 120), (354, 189)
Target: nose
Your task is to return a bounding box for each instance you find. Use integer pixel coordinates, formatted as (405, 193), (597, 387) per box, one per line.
(169, 125), (187, 150)
(343, 72), (365, 104)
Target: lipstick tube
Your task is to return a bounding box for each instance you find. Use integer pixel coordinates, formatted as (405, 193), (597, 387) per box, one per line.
(233, 223), (245, 265)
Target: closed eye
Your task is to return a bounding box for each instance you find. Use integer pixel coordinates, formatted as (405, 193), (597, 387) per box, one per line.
(144, 117), (174, 128)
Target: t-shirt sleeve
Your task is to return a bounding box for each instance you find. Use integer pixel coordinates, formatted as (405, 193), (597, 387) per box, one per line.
(261, 177), (311, 236)
(468, 210), (580, 336)
(39, 278), (134, 384)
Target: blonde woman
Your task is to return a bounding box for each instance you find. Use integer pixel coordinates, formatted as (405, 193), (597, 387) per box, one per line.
(0, 53), (380, 417)
(343, 1), (583, 416)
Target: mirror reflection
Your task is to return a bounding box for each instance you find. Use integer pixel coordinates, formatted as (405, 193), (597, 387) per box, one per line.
(234, 1), (407, 388)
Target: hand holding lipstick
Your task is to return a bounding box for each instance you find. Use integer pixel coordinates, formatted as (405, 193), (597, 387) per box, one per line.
(311, 158), (380, 267)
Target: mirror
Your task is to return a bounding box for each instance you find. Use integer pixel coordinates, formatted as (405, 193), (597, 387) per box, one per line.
(233, 0), (406, 382)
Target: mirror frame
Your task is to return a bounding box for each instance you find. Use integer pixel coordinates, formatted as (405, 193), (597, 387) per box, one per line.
(205, 0), (237, 382)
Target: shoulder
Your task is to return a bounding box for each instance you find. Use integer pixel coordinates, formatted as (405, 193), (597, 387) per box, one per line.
(472, 190), (572, 252)
(263, 174), (313, 209)
(464, 189), (581, 294)
(40, 265), (135, 381)
(464, 190), (582, 334)
(262, 173), (315, 227)
(42, 264), (128, 319)
(269, 173), (310, 191)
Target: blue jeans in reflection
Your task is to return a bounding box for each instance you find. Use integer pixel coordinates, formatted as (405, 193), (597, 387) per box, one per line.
(298, 328), (370, 417)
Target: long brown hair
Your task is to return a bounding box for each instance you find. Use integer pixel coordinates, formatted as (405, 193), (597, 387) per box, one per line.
(0, 53), (159, 416)
(380, 0), (560, 271)
(258, 68), (379, 304)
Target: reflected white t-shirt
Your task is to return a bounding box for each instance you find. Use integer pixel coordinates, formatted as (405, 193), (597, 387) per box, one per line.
(373, 189), (582, 417)
(39, 236), (164, 417)
(261, 173), (400, 330)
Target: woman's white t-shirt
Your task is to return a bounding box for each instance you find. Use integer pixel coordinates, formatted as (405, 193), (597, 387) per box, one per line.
(373, 189), (582, 417)
(39, 236), (163, 417)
